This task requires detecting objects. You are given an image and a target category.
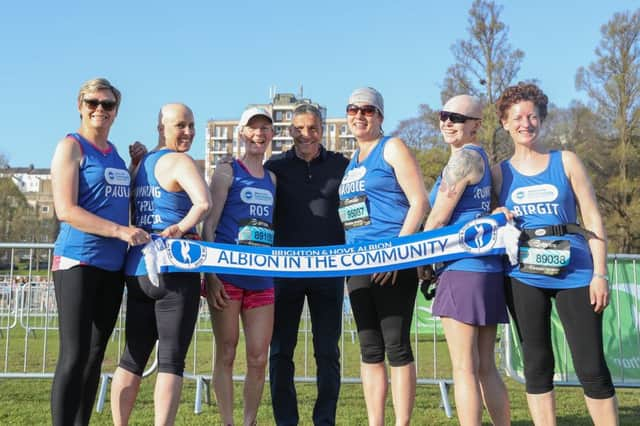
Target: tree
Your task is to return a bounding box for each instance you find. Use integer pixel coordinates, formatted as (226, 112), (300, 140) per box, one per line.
(541, 101), (618, 191)
(0, 177), (57, 244)
(576, 9), (640, 252)
(392, 104), (449, 189)
(414, 146), (449, 191)
(393, 104), (441, 150)
(0, 178), (30, 242)
(441, 0), (524, 164)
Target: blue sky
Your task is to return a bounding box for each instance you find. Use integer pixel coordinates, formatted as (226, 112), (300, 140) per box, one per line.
(0, 0), (635, 168)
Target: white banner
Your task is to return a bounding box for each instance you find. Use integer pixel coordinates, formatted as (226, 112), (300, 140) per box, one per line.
(143, 213), (519, 285)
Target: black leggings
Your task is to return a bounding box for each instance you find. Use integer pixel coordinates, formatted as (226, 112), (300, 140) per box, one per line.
(347, 268), (417, 366)
(506, 278), (615, 398)
(51, 266), (124, 426)
(119, 272), (200, 376)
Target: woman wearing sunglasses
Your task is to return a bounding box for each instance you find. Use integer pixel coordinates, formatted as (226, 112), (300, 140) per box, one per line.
(493, 82), (617, 425)
(50, 78), (149, 426)
(421, 95), (510, 426)
(339, 87), (428, 426)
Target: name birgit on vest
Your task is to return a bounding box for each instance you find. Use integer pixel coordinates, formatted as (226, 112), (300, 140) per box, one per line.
(510, 184), (561, 216)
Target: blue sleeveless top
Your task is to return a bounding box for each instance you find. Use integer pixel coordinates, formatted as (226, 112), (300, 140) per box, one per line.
(53, 133), (130, 271)
(498, 150), (592, 288)
(339, 137), (409, 244)
(215, 160), (275, 290)
(125, 149), (196, 276)
(429, 145), (502, 272)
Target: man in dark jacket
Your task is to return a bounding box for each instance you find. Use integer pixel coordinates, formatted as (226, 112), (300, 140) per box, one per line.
(266, 104), (349, 426)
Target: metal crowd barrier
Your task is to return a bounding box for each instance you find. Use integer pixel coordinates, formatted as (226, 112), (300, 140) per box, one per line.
(0, 241), (455, 418)
(5, 241), (639, 419)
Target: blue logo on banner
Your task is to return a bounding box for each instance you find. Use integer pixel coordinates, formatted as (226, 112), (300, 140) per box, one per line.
(458, 217), (498, 254)
(167, 240), (206, 269)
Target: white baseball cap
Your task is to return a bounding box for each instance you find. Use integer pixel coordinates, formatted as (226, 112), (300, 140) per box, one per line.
(239, 107), (273, 126)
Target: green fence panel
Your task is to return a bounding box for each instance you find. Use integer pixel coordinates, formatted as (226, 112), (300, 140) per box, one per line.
(506, 257), (640, 386)
(412, 290), (444, 337)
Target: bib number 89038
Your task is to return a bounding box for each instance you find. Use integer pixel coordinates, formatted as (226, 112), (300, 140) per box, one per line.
(535, 253), (567, 266)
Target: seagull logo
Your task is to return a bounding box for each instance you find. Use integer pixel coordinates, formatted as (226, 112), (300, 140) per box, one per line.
(167, 239), (206, 269)
(458, 217), (498, 254)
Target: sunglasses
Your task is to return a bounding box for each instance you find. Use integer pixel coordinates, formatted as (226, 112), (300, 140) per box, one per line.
(346, 104), (378, 117)
(439, 111), (480, 123)
(83, 98), (117, 111)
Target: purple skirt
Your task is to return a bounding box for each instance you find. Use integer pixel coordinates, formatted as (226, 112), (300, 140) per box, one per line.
(431, 271), (508, 326)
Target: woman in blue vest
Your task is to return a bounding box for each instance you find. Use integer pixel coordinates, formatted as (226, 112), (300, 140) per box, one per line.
(204, 107), (277, 426)
(50, 78), (149, 426)
(339, 87), (428, 425)
(110, 103), (211, 425)
(422, 95), (510, 425)
(493, 82), (617, 424)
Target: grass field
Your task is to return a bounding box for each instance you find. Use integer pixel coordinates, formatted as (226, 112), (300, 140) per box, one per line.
(1, 373), (639, 424)
(1, 317), (639, 425)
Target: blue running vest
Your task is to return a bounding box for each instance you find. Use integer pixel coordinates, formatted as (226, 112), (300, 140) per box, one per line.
(53, 133), (129, 271)
(126, 149), (196, 276)
(215, 160), (275, 290)
(498, 150), (592, 289)
(339, 137), (409, 244)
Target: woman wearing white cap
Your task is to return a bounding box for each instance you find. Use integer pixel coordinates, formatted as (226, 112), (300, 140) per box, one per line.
(339, 87), (428, 425)
(203, 106), (277, 426)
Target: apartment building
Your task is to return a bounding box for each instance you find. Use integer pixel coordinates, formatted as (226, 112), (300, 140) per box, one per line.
(204, 92), (356, 181)
(0, 166), (54, 219)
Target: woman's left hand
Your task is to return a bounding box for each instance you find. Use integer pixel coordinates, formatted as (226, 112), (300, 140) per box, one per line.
(159, 224), (184, 239)
(373, 270), (397, 286)
(491, 206), (514, 221)
(589, 275), (610, 313)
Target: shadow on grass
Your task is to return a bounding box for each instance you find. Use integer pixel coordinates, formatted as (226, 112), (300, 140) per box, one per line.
(619, 402), (640, 426)
(508, 390), (640, 426)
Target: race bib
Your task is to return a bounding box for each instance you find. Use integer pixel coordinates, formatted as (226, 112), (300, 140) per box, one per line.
(519, 239), (571, 276)
(237, 218), (274, 246)
(339, 195), (371, 230)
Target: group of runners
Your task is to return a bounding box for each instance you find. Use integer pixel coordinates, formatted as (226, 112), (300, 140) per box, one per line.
(49, 78), (617, 426)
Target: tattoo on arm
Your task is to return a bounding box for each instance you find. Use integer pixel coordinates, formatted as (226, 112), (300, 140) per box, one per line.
(439, 149), (484, 197)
